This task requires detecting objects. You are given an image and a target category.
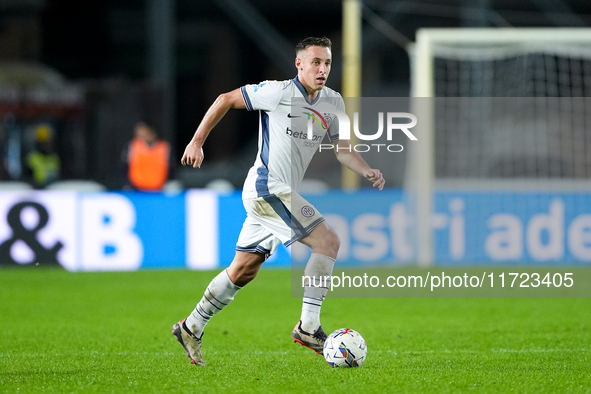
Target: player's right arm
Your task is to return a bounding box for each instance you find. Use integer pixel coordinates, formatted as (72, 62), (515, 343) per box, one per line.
(181, 88), (245, 168)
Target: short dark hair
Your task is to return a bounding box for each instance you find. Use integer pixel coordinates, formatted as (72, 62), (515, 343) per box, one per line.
(295, 37), (332, 55)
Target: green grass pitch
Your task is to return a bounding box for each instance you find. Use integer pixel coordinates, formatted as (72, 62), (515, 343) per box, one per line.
(1, 267), (590, 393)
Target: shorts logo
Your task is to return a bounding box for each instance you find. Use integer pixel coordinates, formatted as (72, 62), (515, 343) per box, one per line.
(301, 206), (315, 218)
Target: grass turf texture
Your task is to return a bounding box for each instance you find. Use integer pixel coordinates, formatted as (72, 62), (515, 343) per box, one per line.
(0, 267), (590, 393)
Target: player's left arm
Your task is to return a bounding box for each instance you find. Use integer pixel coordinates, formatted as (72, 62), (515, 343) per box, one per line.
(333, 139), (385, 190)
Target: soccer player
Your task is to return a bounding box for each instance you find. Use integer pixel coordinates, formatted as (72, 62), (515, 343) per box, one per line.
(173, 36), (385, 366)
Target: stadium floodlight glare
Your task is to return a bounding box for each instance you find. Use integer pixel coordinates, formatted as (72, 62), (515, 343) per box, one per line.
(409, 28), (591, 267)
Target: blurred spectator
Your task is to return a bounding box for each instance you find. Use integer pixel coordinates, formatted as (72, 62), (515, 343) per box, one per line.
(122, 121), (171, 191)
(0, 145), (8, 181)
(25, 124), (61, 188)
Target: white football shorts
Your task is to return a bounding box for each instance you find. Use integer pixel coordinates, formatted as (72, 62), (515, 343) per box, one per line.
(235, 191), (325, 258)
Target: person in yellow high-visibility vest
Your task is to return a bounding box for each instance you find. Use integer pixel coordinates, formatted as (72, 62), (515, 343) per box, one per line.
(124, 121), (170, 191)
(26, 125), (61, 188)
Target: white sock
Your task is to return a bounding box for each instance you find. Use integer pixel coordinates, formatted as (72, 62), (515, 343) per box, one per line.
(185, 269), (241, 338)
(300, 253), (336, 333)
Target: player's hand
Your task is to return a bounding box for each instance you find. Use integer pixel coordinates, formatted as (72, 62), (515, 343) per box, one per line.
(181, 142), (204, 168)
(364, 169), (385, 191)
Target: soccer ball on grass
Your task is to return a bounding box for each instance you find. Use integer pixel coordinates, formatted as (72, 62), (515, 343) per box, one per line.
(323, 328), (367, 367)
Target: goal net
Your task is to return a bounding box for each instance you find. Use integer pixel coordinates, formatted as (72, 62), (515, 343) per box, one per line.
(409, 28), (591, 266)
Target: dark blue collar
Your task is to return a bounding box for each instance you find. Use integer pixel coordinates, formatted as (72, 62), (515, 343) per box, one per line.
(293, 76), (321, 105)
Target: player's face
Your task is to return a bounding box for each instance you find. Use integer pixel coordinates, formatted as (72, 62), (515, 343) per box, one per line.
(296, 45), (332, 96)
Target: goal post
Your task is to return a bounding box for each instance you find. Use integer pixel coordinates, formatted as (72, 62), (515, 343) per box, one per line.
(409, 28), (591, 267)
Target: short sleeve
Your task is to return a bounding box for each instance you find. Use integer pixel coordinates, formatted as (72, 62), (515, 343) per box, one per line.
(240, 80), (283, 112)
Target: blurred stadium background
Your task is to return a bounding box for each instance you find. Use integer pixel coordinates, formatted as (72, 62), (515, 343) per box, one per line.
(2, 0), (591, 270)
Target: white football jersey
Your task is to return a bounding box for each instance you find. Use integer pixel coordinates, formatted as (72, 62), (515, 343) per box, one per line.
(240, 76), (345, 199)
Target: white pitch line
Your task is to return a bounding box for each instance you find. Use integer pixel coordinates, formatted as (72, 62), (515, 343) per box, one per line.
(371, 348), (589, 355)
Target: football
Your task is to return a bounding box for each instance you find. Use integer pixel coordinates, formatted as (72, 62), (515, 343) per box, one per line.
(323, 328), (367, 367)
